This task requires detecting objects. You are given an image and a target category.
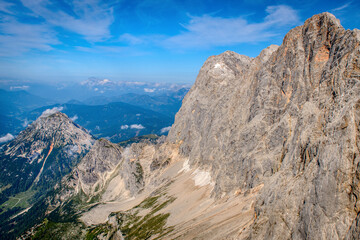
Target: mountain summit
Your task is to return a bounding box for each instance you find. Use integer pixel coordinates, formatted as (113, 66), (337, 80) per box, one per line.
(0, 110), (94, 237)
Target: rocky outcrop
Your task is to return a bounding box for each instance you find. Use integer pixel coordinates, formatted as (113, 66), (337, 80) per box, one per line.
(0, 111), (94, 239)
(50, 138), (146, 206)
(0, 112), (94, 198)
(168, 12), (360, 239)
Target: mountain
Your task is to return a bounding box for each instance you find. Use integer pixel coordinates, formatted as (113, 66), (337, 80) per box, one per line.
(0, 114), (22, 136)
(25, 102), (173, 142)
(3, 12), (360, 240)
(0, 79), (191, 103)
(168, 12), (360, 238)
(0, 111), (94, 238)
(0, 89), (54, 117)
(0, 89), (55, 139)
(84, 89), (189, 118)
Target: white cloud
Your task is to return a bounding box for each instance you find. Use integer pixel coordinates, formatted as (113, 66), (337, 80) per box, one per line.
(99, 78), (111, 85)
(160, 126), (171, 133)
(331, 2), (351, 12)
(22, 118), (30, 127)
(144, 88), (155, 93)
(0, 16), (59, 56)
(163, 5), (299, 49)
(10, 85), (29, 91)
(20, 0), (114, 42)
(136, 113), (141, 116)
(119, 33), (144, 45)
(0, 133), (14, 143)
(70, 115), (78, 121)
(0, 2), (14, 14)
(41, 106), (63, 117)
(130, 124), (145, 130)
(121, 125), (129, 130)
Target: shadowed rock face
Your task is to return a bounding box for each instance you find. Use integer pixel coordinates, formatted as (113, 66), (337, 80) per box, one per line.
(168, 12), (360, 239)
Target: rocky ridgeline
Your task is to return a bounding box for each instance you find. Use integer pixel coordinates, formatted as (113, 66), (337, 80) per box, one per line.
(168, 12), (360, 239)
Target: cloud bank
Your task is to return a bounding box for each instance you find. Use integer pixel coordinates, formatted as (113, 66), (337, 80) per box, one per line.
(0, 133), (14, 143)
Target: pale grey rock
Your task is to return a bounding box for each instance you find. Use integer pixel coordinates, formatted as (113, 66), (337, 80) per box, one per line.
(168, 12), (360, 239)
(0, 112), (94, 197)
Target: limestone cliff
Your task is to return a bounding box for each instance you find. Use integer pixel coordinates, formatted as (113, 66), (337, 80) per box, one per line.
(168, 12), (360, 239)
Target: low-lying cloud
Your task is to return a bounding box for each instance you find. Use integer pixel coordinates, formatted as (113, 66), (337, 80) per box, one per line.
(121, 125), (129, 130)
(41, 106), (63, 117)
(0, 133), (14, 143)
(160, 126), (171, 133)
(130, 124), (145, 130)
(22, 118), (30, 127)
(144, 88), (156, 93)
(70, 115), (78, 122)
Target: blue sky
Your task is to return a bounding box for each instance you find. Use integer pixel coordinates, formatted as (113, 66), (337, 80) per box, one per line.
(0, 0), (359, 84)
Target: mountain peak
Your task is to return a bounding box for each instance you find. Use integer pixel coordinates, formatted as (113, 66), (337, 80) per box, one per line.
(0, 108), (94, 213)
(305, 12), (341, 28)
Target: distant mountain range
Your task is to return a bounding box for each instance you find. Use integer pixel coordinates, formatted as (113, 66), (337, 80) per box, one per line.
(0, 78), (191, 103)
(0, 84), (189, 143)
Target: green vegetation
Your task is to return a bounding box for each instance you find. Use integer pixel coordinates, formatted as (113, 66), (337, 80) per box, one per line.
(31, 218), (87, 240)
(116, 193), (176, 239)
(119, 134), (159, 147)
(85, 224), (112, 240)
(80, 187), (176, 240)
(0, 189), (35, 212)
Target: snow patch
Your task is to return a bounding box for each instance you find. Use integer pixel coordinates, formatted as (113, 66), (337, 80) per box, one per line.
(178, 159), (190, 173)
(192, 169), (214, 187)
(0, 133), (14, 143)
(214, 63), (222, 68)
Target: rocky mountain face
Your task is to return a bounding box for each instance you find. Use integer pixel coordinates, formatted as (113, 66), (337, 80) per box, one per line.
(168, 12), (360, 239)
(0, 111), (94, 238)
(3, 12), (360, 240)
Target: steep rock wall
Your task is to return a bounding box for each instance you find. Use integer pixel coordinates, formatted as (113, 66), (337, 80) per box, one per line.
(168, 12), (360, 239)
